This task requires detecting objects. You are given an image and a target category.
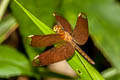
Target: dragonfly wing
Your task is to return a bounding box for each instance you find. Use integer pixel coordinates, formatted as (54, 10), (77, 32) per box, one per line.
(34, 42), (75, 66)
(72, 13), (89, 45)
(53, 13), (72, 33)
(28, 34), (64, 47)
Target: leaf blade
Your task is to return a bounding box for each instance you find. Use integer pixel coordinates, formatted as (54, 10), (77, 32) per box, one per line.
(0, 45), (32, 78)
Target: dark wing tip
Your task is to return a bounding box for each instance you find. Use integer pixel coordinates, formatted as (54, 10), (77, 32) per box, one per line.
(78, 13), (87, 19)
(53, 12), (61, 17)
(32, 55), (41, 66)
(28, 35), (34, 38)
(53, 13), (56, 16)
(26, 35), (34, 46)
(53, 12), (57, 16)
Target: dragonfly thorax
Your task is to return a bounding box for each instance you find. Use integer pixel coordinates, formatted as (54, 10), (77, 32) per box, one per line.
(53, 24), (73, 43)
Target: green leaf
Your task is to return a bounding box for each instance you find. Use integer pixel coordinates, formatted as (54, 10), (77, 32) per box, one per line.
(0, 15), (18, 44)
(0, 0), (10, 21)
(89, 2), (120, 70)
(68, 51), (104, 80)
(102, 67), (120, 80)
(0, 45), (32, 78)
(12, 0), (104, 80)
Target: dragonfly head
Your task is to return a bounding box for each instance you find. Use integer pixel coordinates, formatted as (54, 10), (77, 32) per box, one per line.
(53, 24), (64, 33)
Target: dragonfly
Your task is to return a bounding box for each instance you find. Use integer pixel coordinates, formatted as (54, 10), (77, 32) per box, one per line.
(28, 13), (95, 66)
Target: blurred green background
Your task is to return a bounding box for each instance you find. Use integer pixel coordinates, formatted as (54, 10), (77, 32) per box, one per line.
(0, 0), (120, 80)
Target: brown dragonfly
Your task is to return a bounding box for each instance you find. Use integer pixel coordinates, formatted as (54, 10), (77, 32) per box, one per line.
(28, 13), (95, 66)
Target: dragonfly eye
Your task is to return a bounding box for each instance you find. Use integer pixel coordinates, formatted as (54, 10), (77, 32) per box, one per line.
(53, 27), (56, 32)
(53, 25), (64, 33)
(53, 25), (58, 32)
